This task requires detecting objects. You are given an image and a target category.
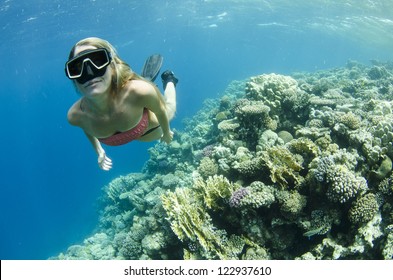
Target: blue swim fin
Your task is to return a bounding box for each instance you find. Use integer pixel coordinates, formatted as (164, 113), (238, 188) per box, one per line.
(141, 54), (163, 82)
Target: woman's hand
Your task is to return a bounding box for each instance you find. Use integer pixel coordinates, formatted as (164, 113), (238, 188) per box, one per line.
(161, 130), (174, 144)
(98, 152), (113, 171)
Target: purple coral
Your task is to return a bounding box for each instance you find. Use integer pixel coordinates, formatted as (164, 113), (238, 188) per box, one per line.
(229, 187), (249, 208)
(202, 144), (216, 157)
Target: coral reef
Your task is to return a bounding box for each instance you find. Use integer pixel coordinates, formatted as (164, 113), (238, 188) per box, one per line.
(52, 60), (393, 260)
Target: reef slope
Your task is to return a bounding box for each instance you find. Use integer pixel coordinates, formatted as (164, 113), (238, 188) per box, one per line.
(53, 61), (393, 260)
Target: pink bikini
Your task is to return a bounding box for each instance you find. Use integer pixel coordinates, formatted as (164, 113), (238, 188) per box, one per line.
(98, 108), (159, 146)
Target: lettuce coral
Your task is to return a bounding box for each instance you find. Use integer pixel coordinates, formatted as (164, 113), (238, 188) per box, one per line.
(161, 187), (222, 254)
(161, 176), (245, 259)
(193, 175), (239, 210)
(260, 146), (303, 187)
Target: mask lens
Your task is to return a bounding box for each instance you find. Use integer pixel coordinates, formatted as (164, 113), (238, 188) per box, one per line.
(89, 50), (108, 68)
(67, 59), (83, 77)
(65, 48), (111, 79)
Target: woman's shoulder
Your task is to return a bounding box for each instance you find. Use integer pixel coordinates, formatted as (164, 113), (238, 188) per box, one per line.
(67, 100), (83, 126)
(123, 79), (156, 100)
(127, 78), (154, 91)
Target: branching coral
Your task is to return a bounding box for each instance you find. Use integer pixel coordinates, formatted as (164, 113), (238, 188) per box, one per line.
(105, 175), (137, 203)
(229, 187), (249, 208)
(378, 173), (393, 195)
(54, 62), (393, 261)
(302, 209), (341, 238)
(232, 156), (264, 178)
(339, 112), (362, 130)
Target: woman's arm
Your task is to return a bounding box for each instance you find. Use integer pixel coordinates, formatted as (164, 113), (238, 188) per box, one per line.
(68, 105), (113, 170)
(135, 81), (173, 143)
(84, 132), (113, 170)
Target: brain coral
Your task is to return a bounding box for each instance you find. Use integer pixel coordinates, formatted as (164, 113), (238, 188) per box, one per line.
(348, 193), (379, 224)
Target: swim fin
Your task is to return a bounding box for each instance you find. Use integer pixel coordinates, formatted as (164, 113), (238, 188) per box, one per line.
(141, 54), (163, 82)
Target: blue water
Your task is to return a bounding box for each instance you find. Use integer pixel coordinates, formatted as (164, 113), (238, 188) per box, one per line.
(0, 0), (392, 260)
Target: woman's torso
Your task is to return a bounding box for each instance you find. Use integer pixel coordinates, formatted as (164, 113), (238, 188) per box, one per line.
(71, 80), (160, 139)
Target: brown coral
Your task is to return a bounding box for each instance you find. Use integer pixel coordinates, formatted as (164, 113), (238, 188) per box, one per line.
(260, 146), (303, 187)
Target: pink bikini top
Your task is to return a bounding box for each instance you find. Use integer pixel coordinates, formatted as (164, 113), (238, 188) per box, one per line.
(98, 108), (149, 146)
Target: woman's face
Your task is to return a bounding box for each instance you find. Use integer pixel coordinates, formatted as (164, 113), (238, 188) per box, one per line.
(73, 45), (113, 98)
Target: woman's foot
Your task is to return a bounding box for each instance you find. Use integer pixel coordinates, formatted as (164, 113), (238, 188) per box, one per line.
(161, 70), (178, 89)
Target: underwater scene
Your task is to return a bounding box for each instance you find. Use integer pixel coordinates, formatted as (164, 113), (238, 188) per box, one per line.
(1, 0), (393, 260)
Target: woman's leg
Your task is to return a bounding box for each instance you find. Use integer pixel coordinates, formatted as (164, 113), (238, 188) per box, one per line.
(164, 82), (176, 120)
(161, 70), (178, 121)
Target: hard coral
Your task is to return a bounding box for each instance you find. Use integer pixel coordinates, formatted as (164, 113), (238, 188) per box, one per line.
(161, 181), (245, 260)
(276, 190), (306, 219)
(245, 74), (298, 113)
(197, 157), (219, 178)
(229, 187), (249, 208)
(339, 112), (361, 130)
(194, 175), (239, 210)
(161, 187), (221, 253)
(348, 193), (379, 224)
(326, 165), (368, 203)
(236, 181), (276, 209)
(261, 146), (303, 187)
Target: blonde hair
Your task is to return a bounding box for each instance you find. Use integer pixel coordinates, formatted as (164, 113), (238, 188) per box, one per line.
(68, 37), (143, 96)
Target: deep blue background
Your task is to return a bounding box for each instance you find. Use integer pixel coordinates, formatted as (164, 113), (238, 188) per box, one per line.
(0, 0), (392, 259)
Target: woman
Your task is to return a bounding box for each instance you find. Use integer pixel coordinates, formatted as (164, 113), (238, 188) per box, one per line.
(65, 37), (178, 171)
